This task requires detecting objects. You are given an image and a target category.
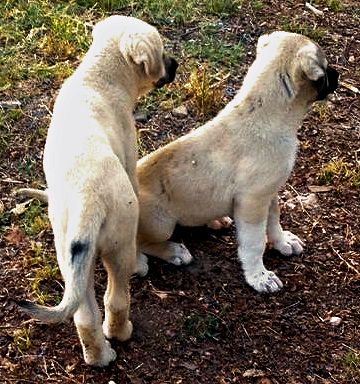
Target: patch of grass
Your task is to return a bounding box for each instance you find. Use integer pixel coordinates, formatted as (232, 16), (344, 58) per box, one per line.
(139, 83), (183, 114)
(311, 103), (332, 122)
(24, 241), (61, 305)
(342, 350), (360, 381)
(318, 158), (360, 186)
(0, 109), (23, 155)
(353, 8), (360, 20)
(183, 23), (244, 68)
(182, 311), (226, 341)
(0, 111), (12, 157)
(282, 18), (325, 42)
(0, 0), (92, 89)
(0, 211), (11, 233)
(12, 326), (31, 353)
(20, 200), (50, 236)
(313, 0), (343, 12)
(204, 0), (242, 15)
(184, 65), (224, 120)
(250, 0), (264, 11)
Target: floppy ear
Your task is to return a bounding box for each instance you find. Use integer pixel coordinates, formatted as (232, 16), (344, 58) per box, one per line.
(119, 33), (161, 77)
(297, 44), (325, 81)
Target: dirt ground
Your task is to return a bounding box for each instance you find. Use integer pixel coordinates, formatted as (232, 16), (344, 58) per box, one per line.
(1, 1), (359, 383)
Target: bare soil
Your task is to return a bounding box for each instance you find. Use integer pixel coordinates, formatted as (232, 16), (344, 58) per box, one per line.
(1, 1), (359, 383)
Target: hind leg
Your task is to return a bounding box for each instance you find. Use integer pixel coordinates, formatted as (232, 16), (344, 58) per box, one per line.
(140, 240), (193, 266)
(138, 196), (193, 269)
(101, 208), (136, 342)
(73, 264), (116, 367)
(102, 245), (134, 341)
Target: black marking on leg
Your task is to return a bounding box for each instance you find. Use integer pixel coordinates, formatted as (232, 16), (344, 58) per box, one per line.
(71, 240), (89, 264)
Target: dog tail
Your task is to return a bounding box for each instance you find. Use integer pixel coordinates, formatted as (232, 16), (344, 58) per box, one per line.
(15, 188), (49, 203)
(17, 199), (104, 323)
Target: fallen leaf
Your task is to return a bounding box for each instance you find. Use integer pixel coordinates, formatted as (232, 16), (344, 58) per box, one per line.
(10, 200), (32, 215)
(4, 226), (25, 246)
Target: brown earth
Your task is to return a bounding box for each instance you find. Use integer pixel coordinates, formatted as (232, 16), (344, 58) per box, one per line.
(1, 1), (359, 383)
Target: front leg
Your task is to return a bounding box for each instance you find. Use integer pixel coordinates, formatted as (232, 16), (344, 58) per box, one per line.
(267, 196), (304, 256)
(235, 196), (283, 293)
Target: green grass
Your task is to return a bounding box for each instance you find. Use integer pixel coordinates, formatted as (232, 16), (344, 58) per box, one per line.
(12, 326), (32, 353)
(19, 200), (50, 236)
(24, 241), (61, 305)
(313, 0), (343, 12)
(282, 18), (325, 42)
(342, 350), (360, 381)
(0, 0), (92, 90)
(318, 159), (360, 187)
(182, 311), (226, 341)
(183, 21), (243, 68)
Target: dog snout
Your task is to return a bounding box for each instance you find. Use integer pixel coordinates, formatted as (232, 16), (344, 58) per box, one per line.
(326, 66), (339, 94)
(314, 65), (339, 100)
(155, 57), (178, 89)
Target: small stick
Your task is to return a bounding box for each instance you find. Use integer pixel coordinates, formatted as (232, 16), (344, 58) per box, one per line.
(305, 2), (324, 16)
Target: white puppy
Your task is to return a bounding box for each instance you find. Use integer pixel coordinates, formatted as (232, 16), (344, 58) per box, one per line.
(16, 15), (177, 367)
(136, 31), (338, 292)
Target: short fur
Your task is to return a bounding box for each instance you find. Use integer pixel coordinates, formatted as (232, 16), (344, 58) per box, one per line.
(17, 32), (338, 295)
(135, 32), (338, 291)
(16, 15), (177, 367)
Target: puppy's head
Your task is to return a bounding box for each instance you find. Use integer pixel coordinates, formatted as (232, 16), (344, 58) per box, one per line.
(256, 31), (339, 102)
(296, 43), (339, 101)
(92, 16), (178, 95)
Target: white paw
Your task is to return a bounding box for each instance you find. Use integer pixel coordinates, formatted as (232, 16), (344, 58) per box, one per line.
(207, 216), (233, 230)
(271, 230), (304, 256)
(84, 340), (117, 367)
(135, 253), (149, 276)
(246, 269), (283, 293)
(103, 319), (133, 342)
(169, 243), (193, 266)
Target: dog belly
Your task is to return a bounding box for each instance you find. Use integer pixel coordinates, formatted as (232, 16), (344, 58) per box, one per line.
(175, 199), (232, 227)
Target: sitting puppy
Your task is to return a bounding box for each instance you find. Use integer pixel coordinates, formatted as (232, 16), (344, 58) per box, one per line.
(16, 15), (177, 367)
(136, 31), (338, 292)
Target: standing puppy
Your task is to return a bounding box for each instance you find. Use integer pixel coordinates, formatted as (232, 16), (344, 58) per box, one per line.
(137, 32), (338, 292)
(17, 15), (177, 367)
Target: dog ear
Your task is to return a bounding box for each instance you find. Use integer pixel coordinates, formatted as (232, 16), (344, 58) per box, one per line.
(297, 44), (325, 81)
(119, 33), (163, 78)
(297, 44), (339, 100)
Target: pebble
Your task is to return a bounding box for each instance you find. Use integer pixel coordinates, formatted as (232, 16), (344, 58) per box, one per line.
(172, 105), (188, 118)
(329, 316), (342, 326)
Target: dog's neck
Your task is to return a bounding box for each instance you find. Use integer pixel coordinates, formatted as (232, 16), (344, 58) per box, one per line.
(75, 42), (140, 106)
(216, 62), (310, 137)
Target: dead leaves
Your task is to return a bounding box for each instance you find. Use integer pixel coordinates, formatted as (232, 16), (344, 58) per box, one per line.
(4, 225), (25, 246)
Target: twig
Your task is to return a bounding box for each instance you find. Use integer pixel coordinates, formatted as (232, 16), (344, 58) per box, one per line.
(305, 2), (324, 16)
(331, 245), (360, 275)
(340, 81), (360, 95)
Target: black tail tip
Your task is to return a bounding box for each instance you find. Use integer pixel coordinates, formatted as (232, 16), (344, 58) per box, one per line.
(14, 299), (37, 311)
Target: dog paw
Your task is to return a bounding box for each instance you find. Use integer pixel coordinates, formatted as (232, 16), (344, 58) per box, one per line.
(246, 270), (283, 293)
(84, 340), (117, 367)
(169, 243), (193, 266)
(135, 253), (149, 276)
(271, 230), (304, 256)
(207, 216), (233, 230)
(103, 319), (133, 342)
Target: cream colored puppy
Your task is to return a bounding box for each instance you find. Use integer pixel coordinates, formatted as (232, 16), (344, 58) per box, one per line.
(16, 15), (177, 367)
(136, 31), (338, 292)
